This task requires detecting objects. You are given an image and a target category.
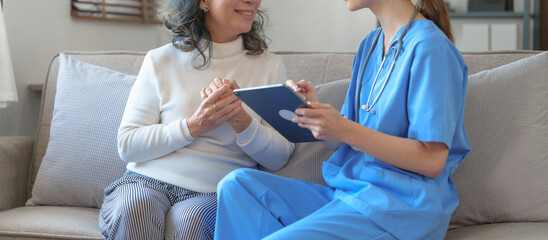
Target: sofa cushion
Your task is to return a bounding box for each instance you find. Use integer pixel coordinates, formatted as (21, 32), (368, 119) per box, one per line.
(445, 222), (548, 240)
(26, 54), (134, 208)
(265, 78), (350, 185)
(0, 206), (102, 240)
(449, 52), (548, 228)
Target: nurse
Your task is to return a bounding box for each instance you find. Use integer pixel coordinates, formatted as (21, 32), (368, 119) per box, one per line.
(214, 0), (470, 239)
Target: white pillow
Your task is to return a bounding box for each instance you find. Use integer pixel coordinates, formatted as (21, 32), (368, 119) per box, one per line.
(26, 54), (136, 208)
(449, 52), (548, 228)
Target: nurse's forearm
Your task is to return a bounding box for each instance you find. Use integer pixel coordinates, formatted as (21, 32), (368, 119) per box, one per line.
(338, 121), (448, 178)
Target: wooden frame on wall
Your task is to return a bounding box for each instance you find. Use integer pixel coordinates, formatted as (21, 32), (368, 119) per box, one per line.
(71, 0), (162, 24)
(541, 0), (548, 50)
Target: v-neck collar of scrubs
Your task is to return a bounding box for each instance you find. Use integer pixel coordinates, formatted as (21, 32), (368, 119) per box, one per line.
(379, 19), (432, 60)
(377, 20), (417, 63)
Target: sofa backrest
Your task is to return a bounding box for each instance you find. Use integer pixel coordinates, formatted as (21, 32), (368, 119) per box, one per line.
(30, 50), (542, 192)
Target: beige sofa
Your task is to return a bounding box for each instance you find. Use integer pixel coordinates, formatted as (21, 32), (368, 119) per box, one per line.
(0, 50), (547, 240)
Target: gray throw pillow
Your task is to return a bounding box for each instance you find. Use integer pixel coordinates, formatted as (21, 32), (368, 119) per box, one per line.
(266, 78), (350, 186)
(449, 52), (548, 228)
(26, 54), (135, 208)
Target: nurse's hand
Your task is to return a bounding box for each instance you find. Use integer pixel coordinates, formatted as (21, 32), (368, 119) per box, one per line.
(292, 102), (346, 143)
(286, 79), (317, 102)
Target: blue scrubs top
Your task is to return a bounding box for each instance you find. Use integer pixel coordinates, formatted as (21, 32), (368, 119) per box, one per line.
(323, 20), (470, 239)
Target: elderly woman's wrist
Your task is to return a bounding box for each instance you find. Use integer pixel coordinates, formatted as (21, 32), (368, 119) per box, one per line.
(230, 115), (253, 134)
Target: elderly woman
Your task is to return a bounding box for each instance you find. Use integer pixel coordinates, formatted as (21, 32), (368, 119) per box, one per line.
(98, 0), (293, 239)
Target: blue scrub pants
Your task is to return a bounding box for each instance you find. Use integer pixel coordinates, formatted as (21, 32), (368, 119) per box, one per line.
(214, 168), (396, 240)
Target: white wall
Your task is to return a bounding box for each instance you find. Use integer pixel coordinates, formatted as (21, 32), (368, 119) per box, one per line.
(0, 0), (377, 137)
(0, 0), (172, 136)
(261, 0), (375, 52)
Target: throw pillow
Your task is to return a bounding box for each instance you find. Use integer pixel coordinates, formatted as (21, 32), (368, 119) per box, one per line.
(26, 53), (136, 208)
(265, 78), (350, 186)
(449, 52), (548, 228)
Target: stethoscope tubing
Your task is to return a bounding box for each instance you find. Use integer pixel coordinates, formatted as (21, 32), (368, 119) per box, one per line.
(354, 6), (419, 120)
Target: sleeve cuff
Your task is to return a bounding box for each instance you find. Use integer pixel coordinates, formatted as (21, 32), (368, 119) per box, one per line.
(235, 118), (258, 146)
(180, 118), (195, 142)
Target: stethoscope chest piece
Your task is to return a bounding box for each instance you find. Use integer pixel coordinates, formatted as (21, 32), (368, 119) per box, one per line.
(362, 104), (376, 114)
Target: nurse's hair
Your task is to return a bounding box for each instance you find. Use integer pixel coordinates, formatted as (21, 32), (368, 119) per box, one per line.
(158, 0), (268, 69)
(416, 0), (454, 43)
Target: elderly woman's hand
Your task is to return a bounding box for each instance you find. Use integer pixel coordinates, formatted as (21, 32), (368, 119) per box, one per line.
(201, 78), (252, 134)
(186, 79), (242, 137)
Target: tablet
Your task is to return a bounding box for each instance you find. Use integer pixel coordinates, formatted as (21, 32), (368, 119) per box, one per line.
(233, 84), (319, 143)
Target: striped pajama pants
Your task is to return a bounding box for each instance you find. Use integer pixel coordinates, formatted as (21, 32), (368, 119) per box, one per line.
(99, 171), (217, 240)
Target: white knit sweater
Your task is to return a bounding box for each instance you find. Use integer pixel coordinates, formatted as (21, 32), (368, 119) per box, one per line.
(118, 37), (294, 193)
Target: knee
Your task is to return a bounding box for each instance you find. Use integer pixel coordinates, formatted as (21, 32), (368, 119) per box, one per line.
(104, 185), (167, 218)
(217, 168), (259, 194)
(166, 200), (216, 240)
(167, 203), (215, 227)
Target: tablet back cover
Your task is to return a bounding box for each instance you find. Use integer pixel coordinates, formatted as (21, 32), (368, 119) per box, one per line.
(234, 84), (318, 143)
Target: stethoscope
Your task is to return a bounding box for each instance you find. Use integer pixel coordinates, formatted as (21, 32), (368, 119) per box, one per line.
(354, 6), (419, 119)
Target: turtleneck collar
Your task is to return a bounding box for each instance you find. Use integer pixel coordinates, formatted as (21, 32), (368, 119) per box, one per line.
(209, 36), (245, 59)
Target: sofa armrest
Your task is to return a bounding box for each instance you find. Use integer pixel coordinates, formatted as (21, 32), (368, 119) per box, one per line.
(0, 136), (34, 211)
